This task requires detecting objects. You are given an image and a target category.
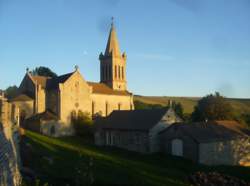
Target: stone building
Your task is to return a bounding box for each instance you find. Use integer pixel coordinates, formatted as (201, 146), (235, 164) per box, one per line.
(160, 120), (250, 166)
(11, 22), (134, 136)
(0, 92), (21, 186)
(95, 108), (182, 153)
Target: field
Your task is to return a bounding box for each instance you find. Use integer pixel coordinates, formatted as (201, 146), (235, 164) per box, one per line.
(22, 130), (250, 186)
(134, 95), (250, 115)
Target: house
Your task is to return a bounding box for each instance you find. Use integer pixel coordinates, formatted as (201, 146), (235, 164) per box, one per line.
(10, 21), (134, 136)
(159, 120), (250, 166)
(94, 108), (182, 153)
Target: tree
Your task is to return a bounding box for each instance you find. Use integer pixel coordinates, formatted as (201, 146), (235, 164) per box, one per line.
(172, 101), (184, 119)
(191, 92), (234, 122)
(5, 85), (19, 99)
(72, 111), (93, 138)
(32, 66), (57, 78)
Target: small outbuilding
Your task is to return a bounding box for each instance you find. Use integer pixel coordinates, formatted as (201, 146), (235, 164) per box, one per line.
(94, 108), (182, 153)
(160, 120), (250, 166)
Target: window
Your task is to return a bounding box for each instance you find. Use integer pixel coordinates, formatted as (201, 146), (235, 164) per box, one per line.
(118, 103), (121, 110)
(115, 65), (117, 79)
(122, 66), (124, 80)
(92, 101), (95, 116)
(118, 65), (121, 79)
(105, 102), (109, 116)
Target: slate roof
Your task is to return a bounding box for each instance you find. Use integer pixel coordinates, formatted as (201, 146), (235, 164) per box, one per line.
(10, 94), (33, 102)
(26, 110), (58, 121)
(46, 72), (74, 90)
(160, 120), (249, 143)
(95, 108), (168, 131)
(88, 82), (131, 96)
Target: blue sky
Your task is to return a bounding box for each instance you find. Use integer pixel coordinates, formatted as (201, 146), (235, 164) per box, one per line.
(0, 0), (250, 98)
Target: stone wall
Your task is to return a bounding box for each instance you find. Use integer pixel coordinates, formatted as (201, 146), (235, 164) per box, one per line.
(199, 138), (250, 166)
(0, 94), (21, 186)
(95, 130), (149, 153)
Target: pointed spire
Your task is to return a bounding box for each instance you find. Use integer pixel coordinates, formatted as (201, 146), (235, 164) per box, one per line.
(104, 17), (121, 57)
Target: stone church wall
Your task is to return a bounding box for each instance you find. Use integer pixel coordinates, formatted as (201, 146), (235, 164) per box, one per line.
(91, 93), (133, 117)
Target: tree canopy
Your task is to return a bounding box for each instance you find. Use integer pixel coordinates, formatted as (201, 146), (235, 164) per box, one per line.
(32, 66), (57, 78)
(191, 92), (234, 122)
(5, 85), (19, 99)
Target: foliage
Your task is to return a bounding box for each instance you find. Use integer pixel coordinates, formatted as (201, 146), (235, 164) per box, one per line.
(72, 111), (93, 138)
(191, 92), (235, 122)
(5, 85), (19, 99)
(171, 101), (184, 119)
(240, 114), (250, 128)
(22, 130), (250, 186)
(134, 100), (164, 110)
(32, 66), (57, 78)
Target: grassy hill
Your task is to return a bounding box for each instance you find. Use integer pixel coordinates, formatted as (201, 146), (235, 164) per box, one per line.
(134, 95), (250, 116)
(22, 130), (250, 186)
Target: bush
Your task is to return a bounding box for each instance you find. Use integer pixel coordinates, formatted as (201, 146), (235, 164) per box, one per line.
(191, 92), (235, 122)
(72, 111), (93, 138)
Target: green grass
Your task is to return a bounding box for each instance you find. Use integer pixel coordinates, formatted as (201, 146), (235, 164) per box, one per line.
(22, 130), (250, 186)
(134, 95), (250, 115)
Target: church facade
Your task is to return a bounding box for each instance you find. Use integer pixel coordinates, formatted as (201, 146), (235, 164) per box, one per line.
(11, 23), (134, 136)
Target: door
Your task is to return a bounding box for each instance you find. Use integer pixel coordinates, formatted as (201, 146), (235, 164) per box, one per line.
(171, 139), (183, 157)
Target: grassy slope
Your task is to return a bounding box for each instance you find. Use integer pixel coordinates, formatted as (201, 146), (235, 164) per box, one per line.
(134, 95), (250, 115)
(23, 130), (250, 186)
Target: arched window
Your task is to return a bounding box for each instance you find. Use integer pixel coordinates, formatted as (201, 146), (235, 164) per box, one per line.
(105, 102), (109, 116)
(118, 103), (121, 110)
(92, 101), (95, 116)
(118, 66), (121, 79)
(122, 66), (124, 80)
(115, 65), (117, 79)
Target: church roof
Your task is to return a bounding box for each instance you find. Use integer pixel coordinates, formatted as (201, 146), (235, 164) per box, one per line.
(46, 72), (74, 90)
(95, 108), (168, 131)
(87, 82), (131, 96)
(104, 23), (121, 57)
(10, 94), (33, 102)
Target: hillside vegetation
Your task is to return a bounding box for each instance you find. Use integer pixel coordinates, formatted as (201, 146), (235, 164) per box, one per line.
(134, 95), (250, 116)
(22, 130), (250, 186)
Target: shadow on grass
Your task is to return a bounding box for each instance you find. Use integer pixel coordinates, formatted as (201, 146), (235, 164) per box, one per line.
(22, 131), (250, 186)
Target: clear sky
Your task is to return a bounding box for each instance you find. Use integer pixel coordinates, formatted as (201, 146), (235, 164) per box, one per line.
(0, 0), (250, 98)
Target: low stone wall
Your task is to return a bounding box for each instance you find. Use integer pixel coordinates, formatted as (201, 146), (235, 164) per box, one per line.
(0, 126), (21, 186)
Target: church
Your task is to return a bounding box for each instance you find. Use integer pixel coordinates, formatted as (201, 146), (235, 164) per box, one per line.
(10, 22), (134, 136)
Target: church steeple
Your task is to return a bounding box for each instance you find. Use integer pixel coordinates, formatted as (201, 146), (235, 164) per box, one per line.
(99, 19), (127, 91)
(104, 20), (121, 57)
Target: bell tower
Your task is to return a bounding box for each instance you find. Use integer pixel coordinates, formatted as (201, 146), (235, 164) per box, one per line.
(99, 19), (127, 91)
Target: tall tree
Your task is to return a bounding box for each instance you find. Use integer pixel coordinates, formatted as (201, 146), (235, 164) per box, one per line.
(191, 92), (234, 122)
(5, 85), (19, 99)
(32, 66), (57, 78)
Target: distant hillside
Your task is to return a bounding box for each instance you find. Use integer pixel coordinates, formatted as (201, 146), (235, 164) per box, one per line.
(134, 95), (250, 116)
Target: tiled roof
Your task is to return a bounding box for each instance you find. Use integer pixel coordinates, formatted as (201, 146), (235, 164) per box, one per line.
(88, 82), (131, 96)
(10, 94), (33, 102)
(160, 120), (249, 143)
(95, 108), (168, 131)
